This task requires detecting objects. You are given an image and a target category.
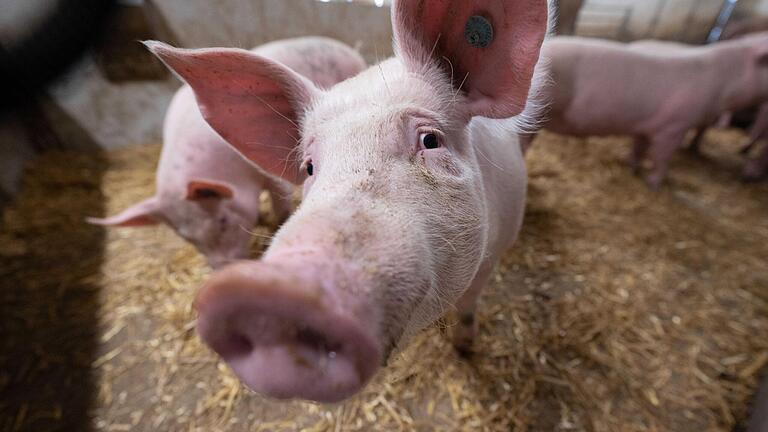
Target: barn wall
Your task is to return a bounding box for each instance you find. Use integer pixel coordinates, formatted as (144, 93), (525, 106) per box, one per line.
(15, 0), (768, 154)
(152, 0), (393, 61)
(0, 0), (53, 46)
(577, 0), (768, 42)
(45, 0), (392, 151)
(4, 0), (768, 208)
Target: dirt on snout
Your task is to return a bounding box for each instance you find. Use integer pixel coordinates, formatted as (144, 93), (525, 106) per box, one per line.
(1, 129), (767, 431)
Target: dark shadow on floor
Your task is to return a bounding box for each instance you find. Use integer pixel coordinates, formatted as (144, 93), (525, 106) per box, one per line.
(0, 148), (107, 432)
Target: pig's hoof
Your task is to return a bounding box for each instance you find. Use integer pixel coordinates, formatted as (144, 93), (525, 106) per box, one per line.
(455, 344), (475, 359)
(452, 313), (476, 357)
(453, 334), (475, 358)
(645, 176), (664, 191)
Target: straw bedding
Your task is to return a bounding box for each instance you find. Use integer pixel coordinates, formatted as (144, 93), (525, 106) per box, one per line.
(1, 129), (767, 431)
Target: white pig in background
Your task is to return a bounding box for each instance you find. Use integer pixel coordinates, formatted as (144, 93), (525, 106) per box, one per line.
(523, 34), (768, 189)
(147, 0), (550, 403)
(88, 37), (367, 268)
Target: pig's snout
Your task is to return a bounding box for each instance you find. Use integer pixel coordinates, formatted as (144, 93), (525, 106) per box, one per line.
(196, 260), (381, 403)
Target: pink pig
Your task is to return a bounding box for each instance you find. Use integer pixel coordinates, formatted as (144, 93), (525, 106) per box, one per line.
(525, 34), (768, 189)
(88, 37), (367, 268)
(146, 0), (550, 403)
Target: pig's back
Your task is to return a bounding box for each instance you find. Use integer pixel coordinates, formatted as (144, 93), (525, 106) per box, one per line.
(253, 37), (367, 89)
(157, 86), (264, 195)
(546, 37), (718, 136)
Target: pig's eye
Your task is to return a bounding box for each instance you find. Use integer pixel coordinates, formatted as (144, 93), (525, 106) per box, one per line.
(420, 133), (441, 150)
(306, 161), (314, 176)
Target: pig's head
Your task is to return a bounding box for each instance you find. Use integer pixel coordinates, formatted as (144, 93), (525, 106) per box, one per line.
(87, 178), (261, 268)
(148, 0), (548, 403)
(750, 34), (768, 100)
(731, 32), (768, 103)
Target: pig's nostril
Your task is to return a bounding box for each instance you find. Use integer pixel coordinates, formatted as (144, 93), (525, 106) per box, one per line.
(195, 261), (383, 402)
(294, 325), (342, 355)
(230, 332), (253, 353)
(217, 330), (254, 358)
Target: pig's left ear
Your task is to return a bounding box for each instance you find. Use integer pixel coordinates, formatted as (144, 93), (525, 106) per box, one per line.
(185, 180), (234, 201)
(145, 42), (320, 184)
(392, 0), (549, 119)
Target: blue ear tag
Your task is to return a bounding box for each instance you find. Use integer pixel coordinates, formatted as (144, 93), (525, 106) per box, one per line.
(464, 16), (494, 48)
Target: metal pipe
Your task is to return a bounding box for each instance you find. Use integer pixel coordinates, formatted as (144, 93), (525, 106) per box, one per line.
(707, 0), (739, 43)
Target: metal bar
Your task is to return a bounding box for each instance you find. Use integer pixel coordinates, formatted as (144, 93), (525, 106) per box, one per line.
(707, 0), (739, 43)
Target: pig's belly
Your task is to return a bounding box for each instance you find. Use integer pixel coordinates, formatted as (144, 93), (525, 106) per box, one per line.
(546, 109), (641, 138)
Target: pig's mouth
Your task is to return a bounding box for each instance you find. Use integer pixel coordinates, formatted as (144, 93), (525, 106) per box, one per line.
(195, 260), (381, 403)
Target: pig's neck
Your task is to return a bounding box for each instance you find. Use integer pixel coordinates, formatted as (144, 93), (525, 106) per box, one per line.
(716, 47), (758, 112)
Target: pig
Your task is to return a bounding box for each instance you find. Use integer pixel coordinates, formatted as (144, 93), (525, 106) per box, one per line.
(88, 37), (367, 268)
(626, 39), (726, 155)
(643, 21), (768, 156)
(524, 34), (768, 189)
(724, 15), (768, 40)
(629, 38), (768, 177)
(146, 0), (550, 403)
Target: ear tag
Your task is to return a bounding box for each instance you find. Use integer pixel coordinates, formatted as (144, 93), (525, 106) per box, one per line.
(465, 15), (494, 48)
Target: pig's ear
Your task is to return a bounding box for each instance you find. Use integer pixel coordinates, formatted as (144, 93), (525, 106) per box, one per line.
(392, 0), (549, 119)
(185, 180), (234, 201)
(145, 41), (320, 184)
(86, 197), (162, 227)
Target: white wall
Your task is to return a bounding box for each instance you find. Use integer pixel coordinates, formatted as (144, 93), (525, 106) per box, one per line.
(46, 0), (392, 150)
(152, 0), (392, 63)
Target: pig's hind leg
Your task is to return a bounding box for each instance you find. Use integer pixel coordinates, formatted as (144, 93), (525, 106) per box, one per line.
(646, 130), (687, 190)
(742, 104), (768, 155)
(452, 261), (494, 356)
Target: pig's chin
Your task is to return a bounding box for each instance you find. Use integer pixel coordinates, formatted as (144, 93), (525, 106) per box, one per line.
(195, 260), (382, 403)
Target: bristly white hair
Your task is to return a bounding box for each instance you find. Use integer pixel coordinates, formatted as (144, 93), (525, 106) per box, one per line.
(508, 0), (557, 134)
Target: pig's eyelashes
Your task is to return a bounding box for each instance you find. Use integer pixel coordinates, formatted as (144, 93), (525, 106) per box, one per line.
(419, 132), (441, 150)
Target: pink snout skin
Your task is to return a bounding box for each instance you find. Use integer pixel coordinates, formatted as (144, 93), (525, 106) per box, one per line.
(195, 260), (382, 403)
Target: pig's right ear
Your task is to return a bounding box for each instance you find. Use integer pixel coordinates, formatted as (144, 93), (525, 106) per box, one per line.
(86, 197), (162, 227)
(392, 0), (549, 119)
(145, 42), (320, 184)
